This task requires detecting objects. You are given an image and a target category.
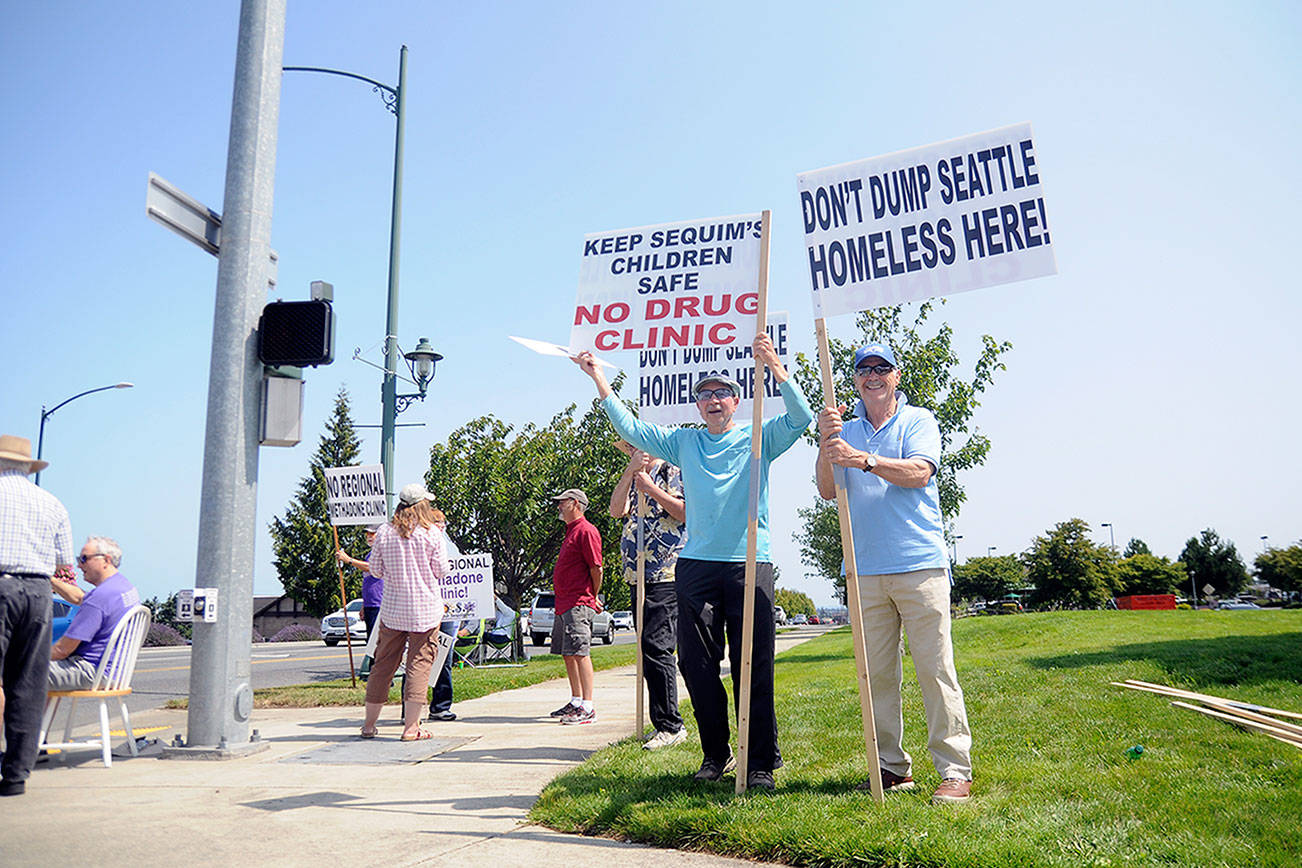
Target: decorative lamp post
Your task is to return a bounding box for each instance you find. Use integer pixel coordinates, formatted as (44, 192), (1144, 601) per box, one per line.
(36, 382), (134, 486)
(396, 337), (443, 413)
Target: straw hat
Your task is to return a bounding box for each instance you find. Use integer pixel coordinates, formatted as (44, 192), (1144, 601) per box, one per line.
(0, 435), (47, 474)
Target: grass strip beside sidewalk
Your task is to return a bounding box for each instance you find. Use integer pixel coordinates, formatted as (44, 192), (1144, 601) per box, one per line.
(530, 610), (1302, 868)
(166, 643), (637, 709)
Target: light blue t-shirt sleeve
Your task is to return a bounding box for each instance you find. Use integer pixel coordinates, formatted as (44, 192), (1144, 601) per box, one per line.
(903, 409), (941, 471)
(760, 379), (814, 458)
(601, 395), (681, 465)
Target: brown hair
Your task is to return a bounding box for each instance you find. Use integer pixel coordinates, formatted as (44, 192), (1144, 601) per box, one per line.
(391, 500), (436, 539)
(429, 508), (446, 522)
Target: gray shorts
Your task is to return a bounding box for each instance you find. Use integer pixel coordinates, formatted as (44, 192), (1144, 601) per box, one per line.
(48, 655), (98, 691)
(550, 605), (593, 656)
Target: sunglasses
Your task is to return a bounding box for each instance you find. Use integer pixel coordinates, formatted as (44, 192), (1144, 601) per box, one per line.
(855, 363), (895, 376)
(695, 388), (736, 402)
(77, 553), (108, 564)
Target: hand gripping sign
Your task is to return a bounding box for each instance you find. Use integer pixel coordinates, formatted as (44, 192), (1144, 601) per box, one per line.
(796, 123), (1056, 803)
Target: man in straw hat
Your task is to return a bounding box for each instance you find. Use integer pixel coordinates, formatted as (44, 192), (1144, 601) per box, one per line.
(0, 435), (75, 796)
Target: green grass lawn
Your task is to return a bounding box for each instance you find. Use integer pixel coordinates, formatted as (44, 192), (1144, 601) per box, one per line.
(529, 610), (1302, 867)
(164, 643), (637, 709)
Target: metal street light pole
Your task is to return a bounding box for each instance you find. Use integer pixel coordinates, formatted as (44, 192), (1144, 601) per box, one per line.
(36, 382), (134, 486)
(952, 534), (963, 564)
(284, 46), (408, 513)
(987, 546), (996, 557)
(1101, 522), (1115, 553)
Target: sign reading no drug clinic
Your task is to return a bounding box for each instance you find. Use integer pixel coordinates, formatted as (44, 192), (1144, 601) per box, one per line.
(322, 464), (387, 526)
(798, 122), (1056, 315)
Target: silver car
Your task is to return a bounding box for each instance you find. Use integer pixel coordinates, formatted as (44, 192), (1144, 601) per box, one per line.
(320, 599), (366, 646)
(529, 592), (613, 646)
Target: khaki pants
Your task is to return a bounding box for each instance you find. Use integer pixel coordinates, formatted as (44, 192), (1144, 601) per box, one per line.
(858, 568), (972, 781)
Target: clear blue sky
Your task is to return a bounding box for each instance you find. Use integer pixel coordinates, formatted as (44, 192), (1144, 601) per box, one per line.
(3, 1), (1298, 606)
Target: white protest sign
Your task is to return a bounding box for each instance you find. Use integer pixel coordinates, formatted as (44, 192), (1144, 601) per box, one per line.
(638, 312), (791, 425)
(431, 630), (455, 675)
(570, 213), (765, 355)
(440, 552), (495, 622)
(797, 122), (1056, 317)
(322, 464), (387, 526)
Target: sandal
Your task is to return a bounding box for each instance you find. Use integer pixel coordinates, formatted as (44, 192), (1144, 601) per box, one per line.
(360, 728), (378, 739)
(400, 729), (433, 742)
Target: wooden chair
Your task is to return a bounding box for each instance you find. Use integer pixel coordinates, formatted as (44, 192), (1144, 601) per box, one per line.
(38, 604), (152, 767)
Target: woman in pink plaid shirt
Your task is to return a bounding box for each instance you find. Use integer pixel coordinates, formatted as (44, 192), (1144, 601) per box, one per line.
(358, 483), (450, 741)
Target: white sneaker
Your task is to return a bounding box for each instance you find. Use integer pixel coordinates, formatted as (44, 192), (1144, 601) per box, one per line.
(643, 727), (688, 750)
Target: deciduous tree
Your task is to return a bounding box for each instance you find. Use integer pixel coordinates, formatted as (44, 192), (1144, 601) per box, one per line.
(952, 555), (1026, 602)
(1114, 553), (1186, 596)
(1254, 543), (1302, 596)
(775, 587), (816, 620)
(424, 395), (627, 657)
(1022, 518), (1119, 610)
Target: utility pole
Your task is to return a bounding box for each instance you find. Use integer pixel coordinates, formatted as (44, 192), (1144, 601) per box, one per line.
(179, 0), (286, 755)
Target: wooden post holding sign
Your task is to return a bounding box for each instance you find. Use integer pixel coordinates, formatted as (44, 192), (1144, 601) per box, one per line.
(321, 464), (389, 689)
(735, 209), (771, 795)
(796, 123), (1056, 803)
(815, 318), (883, 802)
(634, 491), (647, 737)
(330, 525), (358, 687)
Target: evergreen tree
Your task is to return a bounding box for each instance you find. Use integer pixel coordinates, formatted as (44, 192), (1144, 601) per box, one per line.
(269, 387), (370, 617)
(1179, 528), (1249, 598)
(1122, 538), (1152, 557)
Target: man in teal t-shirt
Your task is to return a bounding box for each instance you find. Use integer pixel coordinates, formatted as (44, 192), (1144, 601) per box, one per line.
(575, 333), (812, 790)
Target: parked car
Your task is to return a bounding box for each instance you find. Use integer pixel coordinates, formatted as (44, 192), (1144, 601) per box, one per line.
(790, 613), (808, 625)
(991, 598), (1024, 615)
(1217, 600), (1261, 610)
(611, 610), (634, 630)
(320, 598), (366, 645)
(774, 605), (788, 626)
(528, 592), (613, 646)
(52, 596), (80, 643)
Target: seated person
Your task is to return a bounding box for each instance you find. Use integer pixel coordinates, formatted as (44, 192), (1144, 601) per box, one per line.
(49, 537), (140, 690)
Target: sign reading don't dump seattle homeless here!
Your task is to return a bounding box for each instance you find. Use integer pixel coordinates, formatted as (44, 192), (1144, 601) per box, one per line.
(798, 122), (1056, 316)
(322, 464), (387, 526)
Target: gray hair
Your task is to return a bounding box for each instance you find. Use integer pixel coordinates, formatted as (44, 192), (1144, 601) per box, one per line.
(0, 457), (31, 473)
(86, 536), (123, 567)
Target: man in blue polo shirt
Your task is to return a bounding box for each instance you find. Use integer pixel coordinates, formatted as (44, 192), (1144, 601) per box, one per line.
(49, 537), (139, 690)
(575, 333), (812, 790)
(815, 343), (972, 805)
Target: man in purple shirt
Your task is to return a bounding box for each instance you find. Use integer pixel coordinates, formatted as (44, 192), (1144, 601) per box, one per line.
(49, 537), (140, 690)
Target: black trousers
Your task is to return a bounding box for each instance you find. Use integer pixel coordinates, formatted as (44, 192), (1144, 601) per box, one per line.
(675, 558), (779, 772)
(630, 580), (683, 735)
(1, 575), (52, 786)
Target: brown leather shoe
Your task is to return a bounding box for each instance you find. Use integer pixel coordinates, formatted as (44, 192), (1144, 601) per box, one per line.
(856, 768), (915, 793)
(932, 778), (971, 804)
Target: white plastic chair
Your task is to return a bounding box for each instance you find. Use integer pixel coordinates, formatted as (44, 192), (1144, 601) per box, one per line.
(39, 604), (152, 767)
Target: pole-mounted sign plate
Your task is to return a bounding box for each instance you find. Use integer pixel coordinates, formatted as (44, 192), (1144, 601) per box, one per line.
(146, 172), (278, 288)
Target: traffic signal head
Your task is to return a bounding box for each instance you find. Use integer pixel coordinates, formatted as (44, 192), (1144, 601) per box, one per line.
(258, 300), (334, 367)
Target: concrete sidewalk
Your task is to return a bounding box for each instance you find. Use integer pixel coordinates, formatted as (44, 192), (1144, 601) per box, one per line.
(2, 627), (825, 866)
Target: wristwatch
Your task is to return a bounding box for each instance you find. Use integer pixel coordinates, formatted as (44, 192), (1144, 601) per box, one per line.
(862, 453), (878, 473)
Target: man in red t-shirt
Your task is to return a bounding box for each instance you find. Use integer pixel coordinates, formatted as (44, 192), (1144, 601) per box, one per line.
(548, 488), (603, 725)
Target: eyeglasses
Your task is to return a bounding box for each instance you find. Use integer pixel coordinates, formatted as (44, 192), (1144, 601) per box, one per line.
(855, 363), (895, 376)
(695, 388), (736, 402)
(77, 553), (108, 565)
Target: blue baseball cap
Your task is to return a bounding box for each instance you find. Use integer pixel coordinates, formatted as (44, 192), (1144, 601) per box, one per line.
(853, 343), (899, 369)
